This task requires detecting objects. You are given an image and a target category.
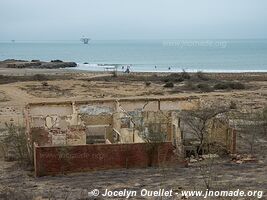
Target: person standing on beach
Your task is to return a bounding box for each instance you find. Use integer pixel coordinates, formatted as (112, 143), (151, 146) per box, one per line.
(125, 65), (130, 73)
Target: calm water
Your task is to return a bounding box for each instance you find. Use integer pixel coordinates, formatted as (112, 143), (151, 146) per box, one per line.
(0, 39), (267, 72)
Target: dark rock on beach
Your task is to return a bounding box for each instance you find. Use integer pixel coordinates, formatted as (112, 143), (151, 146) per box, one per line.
(0, 59), (77, 69)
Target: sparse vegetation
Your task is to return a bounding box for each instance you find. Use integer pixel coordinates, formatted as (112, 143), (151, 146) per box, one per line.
(33, 74), (48, 81)
(112, 70), (118, 77)
(21, 84), (73, 98)
(163, 82), (174, 88)
(227, 82), (245, 89)
(181, 69), (191, 80)
(232, 108), (267, 155)
(197, 83), (213, 92)
(213, 83), (229, 90)
(0, 91), (10, 102)
(165, 73), (185, 83)
(263, 106), (267, 121)
(214, 82), (245, 90)
(1, 123), (31, 165)
(196, 71), (209, 81)
(163, 78), (169, 82)
(181, 105), (229, 156)
(145, 81), (151, 86)
(41, 81), (48, 87)
(0, 74), (73, 85)
(229, 101), (237, 109)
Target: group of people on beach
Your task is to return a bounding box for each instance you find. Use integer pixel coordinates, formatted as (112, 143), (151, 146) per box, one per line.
(121, 65), (173, 73)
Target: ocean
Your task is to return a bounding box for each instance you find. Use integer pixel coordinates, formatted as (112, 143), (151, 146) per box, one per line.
(0, 39), (267, 72)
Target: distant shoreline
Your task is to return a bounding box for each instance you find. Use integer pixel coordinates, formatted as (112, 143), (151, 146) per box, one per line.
(1, 40), (267, 73)
(75, 63), (267, 73)
(1, 59), (267, 74)
(1, 67), (267, 80)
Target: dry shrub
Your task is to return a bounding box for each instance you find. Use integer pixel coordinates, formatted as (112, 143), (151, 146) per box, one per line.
(1, 123), (31, 165)
(164, 82), (174, 88)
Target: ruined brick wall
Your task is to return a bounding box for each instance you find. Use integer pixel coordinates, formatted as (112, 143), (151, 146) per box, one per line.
(34, 142), (181, 177)
(209, 119), (236, 153)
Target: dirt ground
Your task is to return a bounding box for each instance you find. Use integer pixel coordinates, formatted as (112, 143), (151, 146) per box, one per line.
(0, 158), (266, 199)
(0, 69), (266, 199)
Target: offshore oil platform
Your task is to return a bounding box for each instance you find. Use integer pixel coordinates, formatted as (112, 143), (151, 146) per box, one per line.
(80, 36), (90, 44)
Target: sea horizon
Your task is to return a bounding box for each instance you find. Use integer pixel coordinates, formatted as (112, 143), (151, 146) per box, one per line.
(1, 39), (267, 73)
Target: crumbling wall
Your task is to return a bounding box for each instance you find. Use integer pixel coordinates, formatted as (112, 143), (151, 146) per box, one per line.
(79, 105), (114, 115)
(25, 97), (200, 147)
(181, 117), (235, 154)
(209, 118), (229, 143)
(81, 115), (113, 143)
(81, 114), (112, 126)
(31, 128), (51, 146)
(66, 126), (86, 145)
(120, 128), (134, 143)
(134, 131), (145, 143)
(30, 126), (86, 146)
(112, 110), (173, 143)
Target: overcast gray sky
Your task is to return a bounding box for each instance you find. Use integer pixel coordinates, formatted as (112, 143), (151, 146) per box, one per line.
(0, 0), (267, 40)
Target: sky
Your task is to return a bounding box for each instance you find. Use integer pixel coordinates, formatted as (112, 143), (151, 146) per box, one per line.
(0, 0), (267, 40)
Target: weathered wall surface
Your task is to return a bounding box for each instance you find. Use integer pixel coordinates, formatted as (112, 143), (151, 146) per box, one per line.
(31, 126), (86, 146)
(29, 105), (73, 116)
(160, 100), (198, 111)
(119, 100), (159, 112)
(34, 142), (181, 177)
(26, 97), (200, 146)
(181, 117), (236, 154)
(81, 114), (112, 126)
(208, 118), (236, 153)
